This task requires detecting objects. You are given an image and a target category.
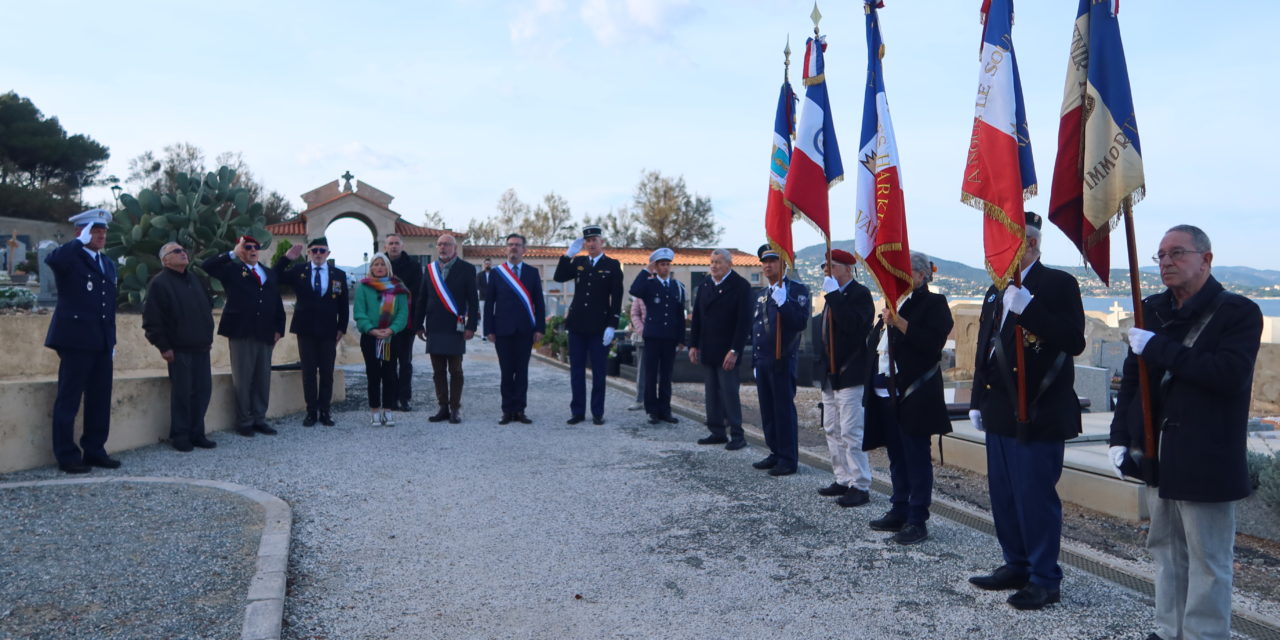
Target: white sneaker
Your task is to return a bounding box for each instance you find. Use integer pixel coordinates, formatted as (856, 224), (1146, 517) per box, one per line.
(627, 403), (644, 411)
(382, 411), (396, 426)
(370, 413), (382, 426)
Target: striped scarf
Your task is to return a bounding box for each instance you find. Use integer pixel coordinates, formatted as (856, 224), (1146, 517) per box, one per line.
(361, 276), (408, 361)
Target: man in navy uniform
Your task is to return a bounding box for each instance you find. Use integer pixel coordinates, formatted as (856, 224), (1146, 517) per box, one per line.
(485, 233), (545, 425)
(553, 224), (623, 425)
(274, 237), (348, 427)
(749, 244), (811, 476)
(628, 248), (686, 425)
(384, 233), (424, 411)
(44, 208), (120, 473)
(968, 211), (1085, 610)
(689, 248), (753, 450)
(203, 235), (286, 437)
(416, 233), (479, 424)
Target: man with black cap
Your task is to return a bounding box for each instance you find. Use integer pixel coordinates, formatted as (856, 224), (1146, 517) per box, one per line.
(203, 235), (287, 437)
(628, 247), (686, 424)
(812, 249), (875, 506)
(968, 211), (1085, 611)
(750, 244), (811, 476)
(554, 224), (623, 425)
(44, 208), (120, 473)
(275, 237), (349, 427)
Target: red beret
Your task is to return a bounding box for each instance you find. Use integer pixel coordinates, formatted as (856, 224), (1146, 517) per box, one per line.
(239, 235), (260, 246)
(823, 249), (857, 266)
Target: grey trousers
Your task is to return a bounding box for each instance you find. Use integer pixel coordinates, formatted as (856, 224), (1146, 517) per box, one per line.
(229, 338), (274, 428)
(1147, 492), (1236, 640)
(702, 363), (743, 440)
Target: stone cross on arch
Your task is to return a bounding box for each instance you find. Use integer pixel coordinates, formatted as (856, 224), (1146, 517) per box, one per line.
(341, 171), (355, 193)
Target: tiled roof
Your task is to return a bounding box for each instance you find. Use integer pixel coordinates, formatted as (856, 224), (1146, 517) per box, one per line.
(265, 219), (306, 235)
(464, 246), (758, 266)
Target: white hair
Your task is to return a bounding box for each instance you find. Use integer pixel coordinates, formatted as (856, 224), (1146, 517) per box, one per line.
(710, 248), (733, 264)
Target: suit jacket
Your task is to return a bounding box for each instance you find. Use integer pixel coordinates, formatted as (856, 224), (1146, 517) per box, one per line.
(202, 252), (286, 344)
(863, 286), (953, 445)
(554, 253), (623, 334)
(417, 258), (480, 355)
(44, 239), (117, 352)
(970, 261), (1085, 442)
(273, 257), (349, 338)
(751, 278), (811, 368)
(812, 280), (875, 390)
(1110, 277), (1261, 502)
(690, 270), (752, 367)
(484, 262), (546, 336)
(477, 267), (492, 301)
(628, 270), (686, 342)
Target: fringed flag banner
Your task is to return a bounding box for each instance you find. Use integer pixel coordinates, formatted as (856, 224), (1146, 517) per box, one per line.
(783, 32), (844, 239)
(1048, 0), (1144, 285)
(765, 78), (798, 269)
(853, 0), (912, 306)
(961, 0), (1037, 289)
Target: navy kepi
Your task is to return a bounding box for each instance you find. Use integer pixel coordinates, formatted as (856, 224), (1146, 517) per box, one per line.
(757, 244), (780, 261)
(582, 225), (603, 239)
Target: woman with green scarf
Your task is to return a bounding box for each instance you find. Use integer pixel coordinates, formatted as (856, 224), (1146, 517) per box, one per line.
(354, 252), (410, 426)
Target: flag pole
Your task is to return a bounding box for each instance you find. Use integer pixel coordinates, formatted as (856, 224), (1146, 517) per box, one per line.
(1012, 267), (1028, 423)
(1121, 197), (1157, 479)
(826, 238), (836, 374)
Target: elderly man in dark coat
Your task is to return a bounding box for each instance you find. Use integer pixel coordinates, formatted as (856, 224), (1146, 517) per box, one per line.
(143, 241), (216, 451)
(689, 248), (752, 450)
(1111, 225), (1262, 640)
(967, 211), (1085, 611)
(416, 234), (479, 424)
(863, 251), (953, 546)
(274, 237), (349, 427)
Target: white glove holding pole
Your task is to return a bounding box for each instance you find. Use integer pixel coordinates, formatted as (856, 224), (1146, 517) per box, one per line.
(1128, 328), (1155, 355)
(1003, 284), (1033, 315)
(822, 276), (839, 294)
(770, 285), (786, 307)
(76, 224), (94, 245)
(565, 238), (584, 257)
(602, 327), (615, 346)
(968, 409), (984, 432)
(1108, 445), (1128, 480)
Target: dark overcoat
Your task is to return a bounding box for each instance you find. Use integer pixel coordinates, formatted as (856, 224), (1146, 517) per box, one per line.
(689, 270), (753, 367)
(812, 280), (875, 390)
(273, 257), (349, 338)
(201, 252), (285, 344)
(863, 286), (953, 448)
(417, 258), (480, 355)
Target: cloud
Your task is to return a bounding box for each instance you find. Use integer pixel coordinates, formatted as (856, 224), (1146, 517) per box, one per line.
(510, 0), (569, 44)
(579, 0), (696, 46)
(295, 142), (410, 171)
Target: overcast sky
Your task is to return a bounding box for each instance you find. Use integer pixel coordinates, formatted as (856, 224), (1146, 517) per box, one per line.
(5, 0), (1277, 276)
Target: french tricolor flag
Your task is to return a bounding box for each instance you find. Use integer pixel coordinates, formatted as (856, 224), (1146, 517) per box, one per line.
(782, 34), (844, 239)
(961, 0), (1037, 288)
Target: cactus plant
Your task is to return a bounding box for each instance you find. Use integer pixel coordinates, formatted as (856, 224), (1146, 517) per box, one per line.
(104, 165), (274, 309)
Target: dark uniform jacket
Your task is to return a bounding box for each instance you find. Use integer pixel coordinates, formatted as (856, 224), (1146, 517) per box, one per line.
(628, 271), (686, 342)
(554, 253), (623, 335)
(273, 257), (349, 338)
(863, 286), (954, 446)
(484, 262), (546, 336)
(1110, 276), (1262, 502)
(201, 252), (286, 344)
(417, 258), (480, 355)
(44, 239), (117, 352)
(689, 270), (752, 367)
(751, 278), (811, 369)
(812, 279), (875, 390)
(388, 252), (424, 330)
(477, 267), (492, 301)
(142, 267), (214, 353)
(970, 261), (1086, 442)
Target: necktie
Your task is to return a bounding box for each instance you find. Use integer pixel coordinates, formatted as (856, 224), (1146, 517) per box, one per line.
(252, 265), (262, 286)
(96, 253), (105, 273)
(313, 266), (322, 293)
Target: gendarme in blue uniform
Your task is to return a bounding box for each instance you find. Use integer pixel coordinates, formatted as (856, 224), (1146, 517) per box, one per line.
(751, 244), (810, 474)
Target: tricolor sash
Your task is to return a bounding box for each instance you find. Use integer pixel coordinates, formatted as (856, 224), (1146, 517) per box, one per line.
(427, 261), (465, 329)
(497, 263), (536, 327)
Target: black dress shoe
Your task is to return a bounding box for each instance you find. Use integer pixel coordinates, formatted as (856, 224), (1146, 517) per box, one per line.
(1146, 634), (1164, 640)
(84, 455), (121, 469)
(252, 424), (278, 435)
(697, 435), (729, 445)
(499, 413), (512, 425)
(752, 456), (778, 470)
(319, 412), (335, 427)
(892, 523), (928, 545)
(235, 426), (255, 437)
(725, 439), (747, 451)
(171, 440), (194, 453)
(428, 409), (450, 423)
(399, 401), (413, 412)
(303, 413), (318, 427)
(869, 512), (907, 532)
(191, 437), (217, 449)
(647, 414), (660, 425)
(969, 565), (1030, 591)
(58, 462), (91, 474)
(516, 413), (532, 424)
(449, 411), (462, 424)
(567, 415), (586, 425)
(768, 466), (796, 476)
(659, 415), (679, 424)
(1007, 583), (1060, 610)
(817, 482), (849, 497)
(837, 489), (871, 507)
(592, 416), (605, 425)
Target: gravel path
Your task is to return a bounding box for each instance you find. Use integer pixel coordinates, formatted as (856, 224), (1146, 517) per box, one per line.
(0, 342), (1253, 639)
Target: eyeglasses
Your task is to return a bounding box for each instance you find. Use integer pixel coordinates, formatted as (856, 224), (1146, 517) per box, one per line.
(243, 244), (260, 251)
(165, 248), (186, 257)
(1151, 249), (1204, 264)
(310, 247), (329, 254)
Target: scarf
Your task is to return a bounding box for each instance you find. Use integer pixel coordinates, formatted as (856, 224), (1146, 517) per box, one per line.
(361, 276), (409, 361)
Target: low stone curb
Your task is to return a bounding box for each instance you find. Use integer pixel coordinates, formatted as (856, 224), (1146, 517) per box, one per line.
(0, 475), (291, 640)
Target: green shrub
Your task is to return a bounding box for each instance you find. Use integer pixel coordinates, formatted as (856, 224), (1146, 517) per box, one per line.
(1247, 450), (1280, 511)
(0, 286), (37, 309)
(541, 315), (568, 357)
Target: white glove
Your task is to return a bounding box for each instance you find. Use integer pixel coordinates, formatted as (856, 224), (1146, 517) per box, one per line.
(1003, 284), (1033, 315)
(770, 285), (786, 306)
(565, 238), (585, 257)
(1128, 328), (1155, 355)
(603, 327), (615, 345)
(1109, 445), (1128, 480)
(822, 276), (839, 294)
(76, 224), (94, 245)
(968, 409), (984, 432)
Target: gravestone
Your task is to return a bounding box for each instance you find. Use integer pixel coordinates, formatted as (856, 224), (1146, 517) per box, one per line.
(37, 241), (58, 305)
(1095, 339), (1129, 377)
(1074, 364), (1111, 412)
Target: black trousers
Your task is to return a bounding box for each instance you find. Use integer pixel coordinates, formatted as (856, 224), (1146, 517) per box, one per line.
(51, 347), (112, 465)
(361, 335), (399, 409)
(642, 337), (677, 418)
(297, 334), (337, 413)
(495, 332), (533, 414)
(168, 350), (212, 444)
(393, 329), (416, 405)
